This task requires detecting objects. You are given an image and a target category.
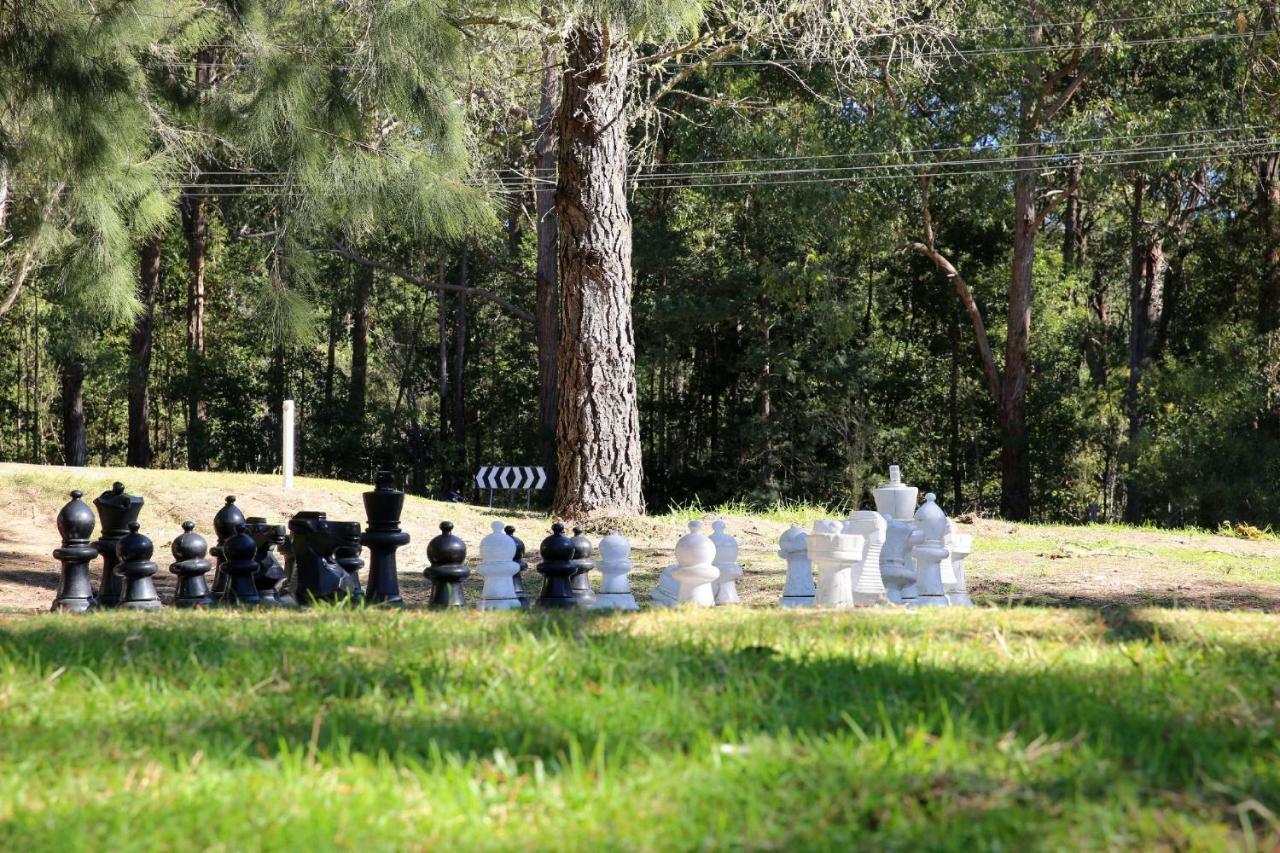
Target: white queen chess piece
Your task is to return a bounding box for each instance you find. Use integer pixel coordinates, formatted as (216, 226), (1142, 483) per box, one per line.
(807, 520), (864, 608)
(593, 530), (639, 611)
(909, 494), (951, 608)
(672, 521), (718, 606)
(477, 521), (521, 611)
(844, 511), (888, 605)
(946, 526), (974, 607)
(708, 520), (743, 605)
(778, 525), (815, 608)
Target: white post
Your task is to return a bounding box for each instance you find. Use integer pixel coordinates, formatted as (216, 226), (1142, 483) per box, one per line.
(282, 399), (295, 489)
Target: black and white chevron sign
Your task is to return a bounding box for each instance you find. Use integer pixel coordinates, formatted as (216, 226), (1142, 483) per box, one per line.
(474, 466), (547, 491)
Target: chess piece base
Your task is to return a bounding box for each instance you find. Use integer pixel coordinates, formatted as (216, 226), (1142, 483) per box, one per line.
(909, 594), (949, 608)
(51, 597), (96, 613)
(479, 597), (522, 611)
(780, 595), (815, 608)
(852, 592), (889, 606)
(592, 592), (638, 611)
(947, 592), (973, 607)
(120, 597), (163, 611)
(714, 581), (740, 605)
(173, 595), (214, 609)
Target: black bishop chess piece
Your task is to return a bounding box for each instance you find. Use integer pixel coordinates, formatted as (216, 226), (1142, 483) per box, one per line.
(361, 471), (410, 606)
(209, 496), (246, 600)
(570, 527), (596, 608)
(505, 525), (530, 609)
(535, 523), (578, 610)
(52, 490), (98, 613)
(117, 522), (162, 610)
(246, 518), (291, 607)
(288, 511), (349, 605)
(334, 521), (366, 605)
(219, 523), (262, 606)
(169, 521), (214, 608)
(425, 522), (468, 609)
(93, 482), (143, 608)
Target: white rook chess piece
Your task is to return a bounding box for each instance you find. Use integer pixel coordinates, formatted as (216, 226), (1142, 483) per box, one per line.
(946, 526), (974, 607)
(477, 521), (521, 611)
(708, 520), (742, 605)
(910, 494), (950, 608)
(880, 519), (920, 605)
(778, 525), (815, 608)
(844, 511), (888, 605)
(593, 530), (639, 611)
(672, 521), (718, 606)
(808, 520), (864, 608)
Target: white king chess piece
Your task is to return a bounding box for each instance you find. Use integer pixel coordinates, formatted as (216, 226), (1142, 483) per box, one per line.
(778, 525), (815, 608)
(593, 530), (639, 611)
(477, 521), (522, 610)
(807, 520), (864, 608)
(946, 525), (974, 607)
(708, 520), (743, 605)
(844, 511), (888, 605)
(909, 494), (951, 608)
(880, 519), (921, 605)
(672, 521), (718, 606)
(873, 465), (919, 522)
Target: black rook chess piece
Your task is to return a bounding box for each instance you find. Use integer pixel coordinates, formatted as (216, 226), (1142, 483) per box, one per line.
(504, 525), (530, 609)
(93, 482), (143, 607)
(535, 523), (577, 610)
(425, 522), (468, 609)
(219, 524), (262, 606)
(288, 511), (348, 605)
(210, 496), (246, 600)
(246, 518), (290, 607)
(333, 521), (366, 605)
(117, 522), (162, 610)
(570, 527), (596, 608)
(52, 490), (98, 613)
(361, 471), (410, 606)
(169, 521), (214, 608)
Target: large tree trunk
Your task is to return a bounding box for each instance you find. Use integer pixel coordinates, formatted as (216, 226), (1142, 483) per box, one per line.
(535, 26), (560, 484)
(1000, 128), (1037, 521)
(126, 236), (161, 467)
(60, 356), (87, 467)
(553, 21), (644, 517)
(349, 262), (374, 422)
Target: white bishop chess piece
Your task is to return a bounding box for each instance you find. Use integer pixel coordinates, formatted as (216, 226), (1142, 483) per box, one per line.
(945, 523), (974, 607)
(807, 520), (864, 608)
(844, 511), (888, 605)
(593, 530), (639, 611)
(708, 520), (742, 605)
(477, 521), (521, 611)
(778, 524), (815, 608)
(909, 494), (951, 608)
(672, 521), (718, 606)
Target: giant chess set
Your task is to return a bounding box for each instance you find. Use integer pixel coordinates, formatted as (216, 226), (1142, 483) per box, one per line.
(48, 465), (973, 613)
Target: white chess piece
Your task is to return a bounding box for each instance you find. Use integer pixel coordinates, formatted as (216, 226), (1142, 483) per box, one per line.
(946, 528), (974, 607)
(808, 520), (863, 608)
(708, 520), (742, 605)
(873, 465), (919, 521)
(778, 525), (815, 607)
(593, 530), (639, 610)
(844, 511), (888, 605)
(880, 519), (919, 605)
(672, 521), (718, 607)
(477, 521), (521, 611)
(939, 520), (958, 590)
(909, 494), (950, 608)
(649, 561), (678, 607)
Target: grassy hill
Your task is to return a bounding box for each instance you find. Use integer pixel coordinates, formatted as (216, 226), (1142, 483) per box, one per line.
(0, 464), (1278, 848)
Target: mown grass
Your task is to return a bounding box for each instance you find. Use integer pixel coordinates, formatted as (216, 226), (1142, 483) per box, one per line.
(1, 606), (1277, 850)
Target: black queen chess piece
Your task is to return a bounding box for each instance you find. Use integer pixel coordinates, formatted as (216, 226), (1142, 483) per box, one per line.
(570, 527), (596, 608)
(93, 482), (143, 607)
(288, 511), (349, 605)
(246, 518), (291, 607)
(505, 525), (530, 609)
(361, 471), (410, 606)
(210, 496), (246, 600)
(425, 522), (469, 609)
(117, 523), (162, 610)
(535, 523), (578, 610)
(333, 521), (366, 605)
(169, 521), (214, 608)
(51, 490), (98, 613)
(219, 524), (262, 606)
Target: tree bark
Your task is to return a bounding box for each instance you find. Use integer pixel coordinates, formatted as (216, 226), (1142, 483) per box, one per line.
(1260, 152), (1280, 332)
(535, 23), (561, 483)
(349, 261), (374, 422)
(60, 356), (87, 467)
(127, 236), (161, 467)
(553, 20), (645, 517)
(451, 248), (468, 470)
(437, 255), (450, 495)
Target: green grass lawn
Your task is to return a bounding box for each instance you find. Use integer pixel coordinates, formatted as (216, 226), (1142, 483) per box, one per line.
(1, 606), (1277, 850)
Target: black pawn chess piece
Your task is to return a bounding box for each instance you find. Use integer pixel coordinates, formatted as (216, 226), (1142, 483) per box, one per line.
(245, 518), (290, 607)
(93, 481), (143, 607)
(570, 527), (596, 608)
(210, 496), (246, 600)
(219, 524), (262, 606)
(334, 521), (366, 605)
(169, 521), (214, 608)
(424, 522), (468, 609)
(288, 511), (348, 605)
(361, 470), (410, 606)
(535, 523), (577, 610)
(505, 525), (530, 609)
(52, 490), (98, 613)
(116, 522), (162, 610)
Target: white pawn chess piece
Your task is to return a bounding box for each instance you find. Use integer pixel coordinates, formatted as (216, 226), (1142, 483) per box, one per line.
(477, 521), (521, 611)
(672, 521), (718, 606)
(807, 520), (864, 608)
(909, 494), (950, 608)
(946, 527), (974, 607)
(844, 511), (888, 605)
(708, 520), (742, 605)
(778, 525), (815, 608)
(880, 519), (920, 605)
(593, 530), (639, 611)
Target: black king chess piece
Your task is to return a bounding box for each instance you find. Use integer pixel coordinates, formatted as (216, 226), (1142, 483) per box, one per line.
(169, 521), (214, 608)
(93, 482), (143, 607)
(334, 521), (366, 605)
(505, 525), (530, 609)
(117, 522), (162, 610)
(288, 511), (350, 605)
(361, 471), (410, 606)
(245, 518), (291, 607)
(536, 523), (578, 610)
(52, 490), (98, 613)
(209, 496), (246, 600)
(219, 523), (262, 606)
(425, 522), (468, 609)
(570, 527), (596, 608)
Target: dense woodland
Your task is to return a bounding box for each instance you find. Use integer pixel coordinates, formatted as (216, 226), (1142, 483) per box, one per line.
(1, 0), (1278, 525)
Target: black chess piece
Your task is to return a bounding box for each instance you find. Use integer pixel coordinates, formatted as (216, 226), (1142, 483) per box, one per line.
(288, 511), (348, 605)
(424, 522), (468, 609)
(570, 527), (596, 608)
(277, 534), (298, 607)
(361, 470), (410, 606)
(116, 522), (162, 610)
(246, 518), (290, 607)
(219, 523), (262, 606)
(52, 490), (98, 613)
(169, 521), (214, 608)
(334, 521), (366, 605)
(209, 496), (246, 600)
(93, 482), (143, 607)
(535, 523), (577, 610)
(505, 525), (530, 609)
